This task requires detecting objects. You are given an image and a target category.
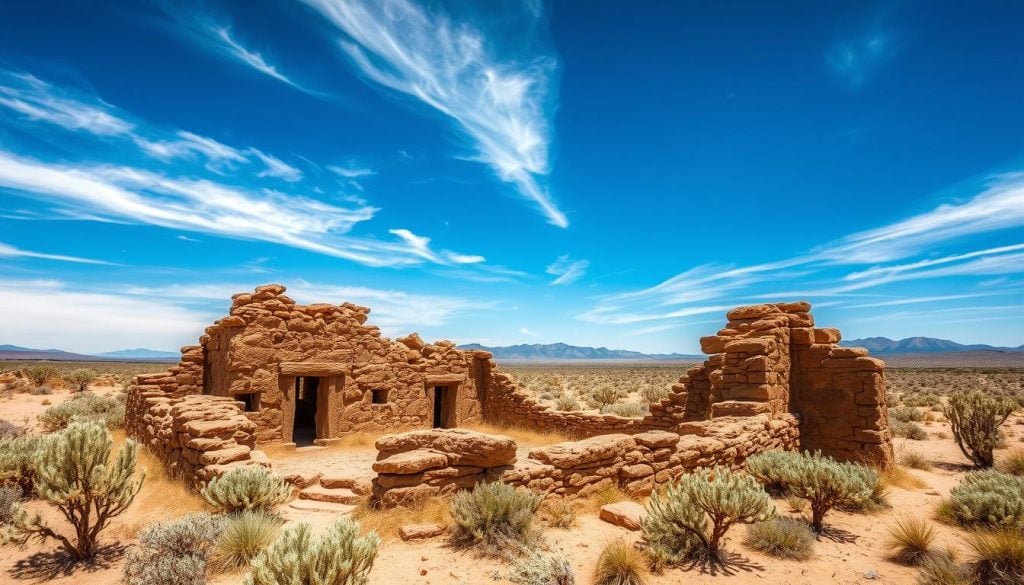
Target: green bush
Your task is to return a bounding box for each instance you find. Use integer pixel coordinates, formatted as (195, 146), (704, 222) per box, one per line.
(64, 368), (97, 393)
(640, 385), (670, 404)
(509, 550), (576, 585)
(0, 435), (42, 496)
(210, 511), (281, 572)
(123, 513), (224, 585)
(37, 392), (125, 432)
(642, 467), (773, 564)
(742, 517), (815, 560)
(0, 485), (20, 524)
(744, 450), (798, 496)
(245, 519), (380, 585)
(891, 419), (930, 440)
(10, 421), (144, 560)
(601, 402), (646, 418)
(449, 481), (542, 555)
(944, 391), (1017, 468)
(201, 467), (290, 515)
(947, 471), (1024, 529)
(903, 393), (942, 408)
(20, 365), (56, 388)
(593, 539), (648, 585)
(555, 395), (580, 412)
(588, 385), (621, 409)
(891, 406), (925, 422)
(746, 451), (875, 532)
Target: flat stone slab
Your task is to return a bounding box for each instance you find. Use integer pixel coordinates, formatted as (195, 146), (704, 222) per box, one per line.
(372, 449), (448, 474)
(599, 501), (647, 531)
(298, 485), (361, 504)
(288, 500), (356, 514)
(399, 523), (446, 541)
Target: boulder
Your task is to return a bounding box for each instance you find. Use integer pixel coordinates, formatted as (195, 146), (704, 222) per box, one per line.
(599, 501), (647, 530)
(376, 429), (516, 468)
(372, 449), (449, 474)
(399, 523), (446, 541)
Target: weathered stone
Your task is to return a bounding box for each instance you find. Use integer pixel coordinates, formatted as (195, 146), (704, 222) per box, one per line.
(599, 501), (647, 530)
(372, 449), (449, 474)
(399, 523), (446, 541)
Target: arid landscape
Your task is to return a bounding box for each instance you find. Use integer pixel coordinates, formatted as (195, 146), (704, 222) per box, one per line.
(2, 348), (1022, 585)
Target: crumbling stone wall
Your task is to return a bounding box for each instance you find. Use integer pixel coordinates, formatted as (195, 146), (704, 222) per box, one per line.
(370, 417), (799, 506)
(125, 391), (267, 488)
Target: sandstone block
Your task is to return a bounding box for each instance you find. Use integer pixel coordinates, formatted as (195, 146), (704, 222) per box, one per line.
(399, 523), (446, 541)
(599, 501), (647, 530)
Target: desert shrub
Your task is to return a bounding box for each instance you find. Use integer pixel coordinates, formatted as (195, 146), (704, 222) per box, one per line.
(904, 393), (942, 408)
(589, 385), (621, 409)
(63, 368), (97, 392)
(917, 554), (971, 585)
(10, 421), (143, 559)
(449, 481), (542, 555)
(21, 365), (56, 388)
(245, 519), (380, 585)
(37, 392), (125, 432)
(642, 467), (773, 564)
(901, 451), (933, 470)
(886, 393), (902, 408)
(123, 513), (224, 585)
(891, 419), (929, 440)
(965, 530), (1024, 585)
(997, 448), (1024, 476)
(593, 539), (648, 585)
(201, 466), (290, 514)
(747, 451), (875, 532)
(540, 499), (577, 529)
(555, 395), (581, 412)
(32, 385), (53, 395)
(947, 471), (1024, 529)
(944, 391), (1017, 468)
(602, 401), (645, 418)
(640, 385), (670, 404)
(210, 511), (280, 572)
(892, 406), (925, 422)
(744, 449), (798, 496)
(0, 419), (27, 439)
(0, 435), (42, 496)
(509, 550), (575, 585)
(0, 485), (20, 524)
(841, 470), (890, 513)
(886, 517), (938, 566)
(742, 517), (814, 560)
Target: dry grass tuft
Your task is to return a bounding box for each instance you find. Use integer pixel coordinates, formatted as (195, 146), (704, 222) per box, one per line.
(110, 430), (206, 538)
(468, 423), (572, 447)
(351, 494), (451, 540)
(593, 539), (650, 585)
(882, 466), (929, 491)
(743, 517), (815, 560)
(900, 451), (933, 471)
(583, 484), (635, 513)
(885, 517), (937, 566)
(998, 448), (1024, 476)
(965, 529), (1024, 585)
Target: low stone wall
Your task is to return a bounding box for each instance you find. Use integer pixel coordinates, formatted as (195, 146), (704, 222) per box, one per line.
(370, 417), (799, 506)
(126, 387), (267, 488)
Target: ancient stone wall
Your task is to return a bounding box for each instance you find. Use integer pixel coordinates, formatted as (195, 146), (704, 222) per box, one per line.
(370, 417), (799, 506)
(125, 390), (267, 488)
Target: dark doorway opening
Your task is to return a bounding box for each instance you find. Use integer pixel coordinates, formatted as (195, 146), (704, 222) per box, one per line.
(293, 377), (320, 445)
(432, 385), (456, 428)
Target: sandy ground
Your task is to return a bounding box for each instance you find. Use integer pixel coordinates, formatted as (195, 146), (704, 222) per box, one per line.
(2, 387), (1022, 585)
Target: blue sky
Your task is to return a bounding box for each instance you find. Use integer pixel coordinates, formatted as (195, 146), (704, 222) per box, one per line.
(0, 0), (1022, 354)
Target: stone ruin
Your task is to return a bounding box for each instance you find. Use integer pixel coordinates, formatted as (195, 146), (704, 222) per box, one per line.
(125, 284), (893, 500)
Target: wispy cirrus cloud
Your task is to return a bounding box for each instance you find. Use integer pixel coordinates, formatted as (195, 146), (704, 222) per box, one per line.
(0, 150), (483, 268)
(302, 0), (567, 227)
(209, 24), (300, 88)
(0, 242), (111, 265)
(0, 71), (134, 136)
(580, 173), (1024, 326)
(827, 30), (897, 88)
(248, 148), (303, 182)
(546, 254), (589, 285)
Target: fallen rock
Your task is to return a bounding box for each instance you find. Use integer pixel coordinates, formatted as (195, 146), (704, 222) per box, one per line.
(599, 501), (647, 531)
(399, 523), (446, 541)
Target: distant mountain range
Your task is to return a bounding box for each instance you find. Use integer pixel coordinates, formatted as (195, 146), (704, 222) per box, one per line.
(458, 342), (701, 361)
(0, 344), (178, 362)
(842, 337), (1024, 354)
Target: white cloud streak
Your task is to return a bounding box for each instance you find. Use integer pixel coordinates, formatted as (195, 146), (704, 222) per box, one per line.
(0, 242), (110, 265)
(546, 255), (589, 285)
(211, 24), (300, 88)
(0, 72), (134, 136)
(302, 0), (567, 227)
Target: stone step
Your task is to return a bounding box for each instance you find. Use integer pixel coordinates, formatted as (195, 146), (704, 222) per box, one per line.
(298, 485), (362, 505)
(287, 499), (356, 514)
(320, 474), (374, 495)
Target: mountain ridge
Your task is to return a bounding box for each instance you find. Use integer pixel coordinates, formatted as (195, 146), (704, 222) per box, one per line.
(842, 336), (1024, 354)
(458, 342), (701, 361)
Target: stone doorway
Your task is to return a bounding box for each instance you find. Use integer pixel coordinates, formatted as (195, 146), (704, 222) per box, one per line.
(432, 385), (457, 428)
(293, 376), (320, 445)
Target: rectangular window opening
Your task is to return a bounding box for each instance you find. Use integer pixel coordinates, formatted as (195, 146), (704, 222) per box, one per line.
(371, 389), (389, 405)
